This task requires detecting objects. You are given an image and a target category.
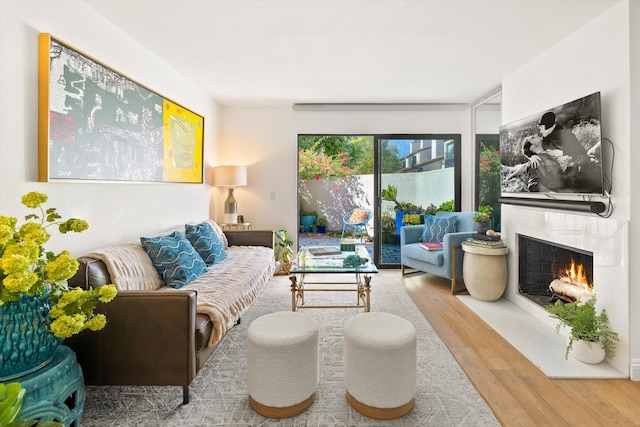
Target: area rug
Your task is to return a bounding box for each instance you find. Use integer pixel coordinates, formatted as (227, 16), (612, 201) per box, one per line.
(80, 271), (498, 426)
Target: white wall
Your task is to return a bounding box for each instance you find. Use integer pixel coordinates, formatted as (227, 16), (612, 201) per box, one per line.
(220, 106), (474, 247)
(501, 1), (639, 377)
(629, 0), (640, 380)
(0, 0), (220, 255)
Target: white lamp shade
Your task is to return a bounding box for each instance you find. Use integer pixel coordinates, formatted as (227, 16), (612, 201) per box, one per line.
(213, 165), (247, 186)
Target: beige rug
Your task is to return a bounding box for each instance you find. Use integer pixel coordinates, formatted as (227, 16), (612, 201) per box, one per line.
(80, 271), (498, 426)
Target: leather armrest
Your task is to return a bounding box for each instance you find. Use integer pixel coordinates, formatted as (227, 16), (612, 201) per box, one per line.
(224, 230), (274, 248)
(66, 289), (197, 387)
(69, 257), (112, 289)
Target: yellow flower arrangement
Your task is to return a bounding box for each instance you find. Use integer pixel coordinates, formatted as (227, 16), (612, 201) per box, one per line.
(0, 191), (117, 338)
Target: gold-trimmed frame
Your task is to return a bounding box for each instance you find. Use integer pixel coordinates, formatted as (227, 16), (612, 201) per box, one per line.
(38, 33), (204, 183)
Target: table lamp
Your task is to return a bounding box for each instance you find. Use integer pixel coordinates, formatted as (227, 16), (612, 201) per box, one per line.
(213, 165), (247, 224)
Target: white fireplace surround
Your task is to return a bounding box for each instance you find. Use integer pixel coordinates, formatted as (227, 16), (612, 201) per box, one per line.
(459, 203), (629, 378)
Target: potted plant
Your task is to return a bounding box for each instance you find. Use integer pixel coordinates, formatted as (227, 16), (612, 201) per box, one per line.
(0, 192), (118, 379)
(316, 216), (328, 233)
(299, 209), (317, 233)
(274, 229), (294, 275)
(437, 200), (455, 212)
(544, 296), (618, 363)
(381, 185), (421, 232)
(401, 214), (421, 226)
(380, 209), (395, 244)
(473, 205), (493, 234)
(424, 204), (437, 216)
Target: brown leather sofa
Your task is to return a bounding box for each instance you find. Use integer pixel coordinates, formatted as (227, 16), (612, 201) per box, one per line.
(65, 229), (275, 404)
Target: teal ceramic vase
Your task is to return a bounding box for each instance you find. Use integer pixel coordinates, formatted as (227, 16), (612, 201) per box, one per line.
(0, 294), (63, 381)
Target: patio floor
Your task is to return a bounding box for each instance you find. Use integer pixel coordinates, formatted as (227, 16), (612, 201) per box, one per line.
(297, 232), (401, 265)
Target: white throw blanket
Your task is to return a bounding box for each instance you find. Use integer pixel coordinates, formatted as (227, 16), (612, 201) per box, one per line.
(168, 246), (276, 347)
(84, 242), (165, 291)
(84, 242), (275, 347)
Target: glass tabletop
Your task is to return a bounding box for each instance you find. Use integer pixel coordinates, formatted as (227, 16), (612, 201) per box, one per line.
(291, 245), (378, 274)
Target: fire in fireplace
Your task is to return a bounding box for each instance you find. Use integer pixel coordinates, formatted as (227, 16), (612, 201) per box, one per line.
(518, 235), (594, 306)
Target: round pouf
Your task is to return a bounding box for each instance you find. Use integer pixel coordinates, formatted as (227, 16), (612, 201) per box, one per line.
(344, 312), (417, 420)
(247, 311), (319, 418)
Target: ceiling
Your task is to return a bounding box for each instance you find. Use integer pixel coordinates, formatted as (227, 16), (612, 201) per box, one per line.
(83, 0), (620, 106)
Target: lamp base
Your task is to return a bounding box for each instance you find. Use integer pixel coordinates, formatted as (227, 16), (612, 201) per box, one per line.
(224, 188), (238, 224)
(224, 213), (238, 224)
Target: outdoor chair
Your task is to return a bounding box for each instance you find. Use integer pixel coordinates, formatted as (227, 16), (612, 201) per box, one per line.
(341, 208), (373, 242)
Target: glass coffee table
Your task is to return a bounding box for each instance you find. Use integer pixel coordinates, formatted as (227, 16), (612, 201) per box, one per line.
(289, 245), (378, 312)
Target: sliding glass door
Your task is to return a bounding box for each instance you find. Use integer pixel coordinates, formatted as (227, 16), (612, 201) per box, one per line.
(377, 135), (461, 266)
(475, 134), (501, 231)
(297, 134), (460, 268)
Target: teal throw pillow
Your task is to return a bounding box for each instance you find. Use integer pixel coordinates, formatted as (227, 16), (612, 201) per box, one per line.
(185, 222), (227, 266)
(420, 215), (458, 243)
(140, 231), (207, 289)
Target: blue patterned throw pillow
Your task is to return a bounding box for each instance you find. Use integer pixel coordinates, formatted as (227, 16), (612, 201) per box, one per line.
(140, 231), (207, 289)
(420, 215), (458, 243)
(185, 222), (227, 266)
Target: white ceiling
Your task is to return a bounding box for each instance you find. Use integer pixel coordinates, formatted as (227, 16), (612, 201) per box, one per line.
(83, 0), (620, 106)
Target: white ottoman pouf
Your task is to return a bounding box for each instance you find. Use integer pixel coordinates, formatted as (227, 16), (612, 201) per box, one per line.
(344, 312), (417, 420)
(247, 311), (319, 418)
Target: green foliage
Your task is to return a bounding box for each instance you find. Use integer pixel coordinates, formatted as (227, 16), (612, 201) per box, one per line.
(298, 146), (353, 180)
(396, 202), (419, 212)
(437, 200), (455, 212)
(298, 136), (376, 179)
(474, 205), (493, 222)
(478, 141), (501, 209)
(316, 216), (327, 226)
(423, 204), (437, 216)
(0, 382), (63, 427)
(0, 382), (25, 425)
(380, 140), (403, 173)
(381, 184), (398, 206)
(298, 136), (402, 176)
(381, 185), (419, 212)
(381, 209), (395, 232)
(342, 255), (366, 268)
(274, 229), (294, 263)
(545, 297), (618, 360)
(423, 200), (455, 215)
(0, 192), (116, 339)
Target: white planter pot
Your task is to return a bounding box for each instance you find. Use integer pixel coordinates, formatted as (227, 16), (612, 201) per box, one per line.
(571, 338), (605, 364)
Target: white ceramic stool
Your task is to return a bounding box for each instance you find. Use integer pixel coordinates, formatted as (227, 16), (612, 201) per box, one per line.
(344, 312), (417, 420)
(247, 311), (319, 418)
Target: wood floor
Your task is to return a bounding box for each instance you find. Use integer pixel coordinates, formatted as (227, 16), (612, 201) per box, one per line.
(402, 273), (640, 427)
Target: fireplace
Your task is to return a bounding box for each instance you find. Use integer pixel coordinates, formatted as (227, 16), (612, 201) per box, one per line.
(467, 203), (631, 378)
(518, 235), (594, 307)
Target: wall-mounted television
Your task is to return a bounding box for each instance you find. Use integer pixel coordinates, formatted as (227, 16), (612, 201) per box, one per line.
(500, 92), (603, 197)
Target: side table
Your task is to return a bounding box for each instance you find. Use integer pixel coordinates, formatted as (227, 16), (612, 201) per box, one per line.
(17, 345), (85, 427)
(219, 222), (252, 231)
(461, 242), (509, 301)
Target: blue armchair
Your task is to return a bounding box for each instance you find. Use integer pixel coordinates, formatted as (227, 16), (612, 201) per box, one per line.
(400, 211), (478, 293)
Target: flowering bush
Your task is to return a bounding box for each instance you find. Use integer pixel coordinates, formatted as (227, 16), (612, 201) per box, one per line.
(298, 148), (354, 180)
(0, 191), (117, 338)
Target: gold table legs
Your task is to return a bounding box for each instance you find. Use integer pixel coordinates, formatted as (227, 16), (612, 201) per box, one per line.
(289, 274), (371, 312)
